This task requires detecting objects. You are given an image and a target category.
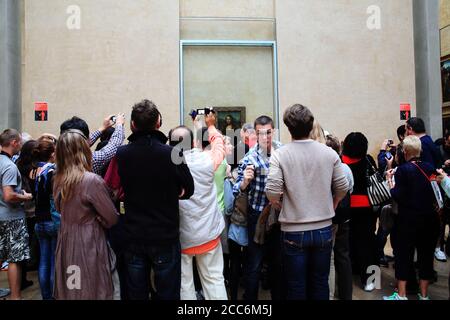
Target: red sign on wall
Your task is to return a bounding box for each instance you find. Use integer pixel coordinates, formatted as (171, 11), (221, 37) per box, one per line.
(400, 103), (411, 121)
(35, 102), (48, 121)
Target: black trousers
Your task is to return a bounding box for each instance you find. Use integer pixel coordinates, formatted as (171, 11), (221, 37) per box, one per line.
(264, 225), (286, 300)
(334, 221), (353, 300)
(393, 214), (440, 281)
(228, 239), (248, 300)
(349, 207), (378, 286)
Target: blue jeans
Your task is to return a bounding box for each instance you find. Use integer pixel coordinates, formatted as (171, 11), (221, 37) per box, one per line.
(35, 221), (58, 300)
(124, 242), (181, 300)
(282, 226), (333, 300)
(244, 209), (264, 300)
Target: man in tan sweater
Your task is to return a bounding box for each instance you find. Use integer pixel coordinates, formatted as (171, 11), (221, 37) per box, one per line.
(265, 104), (349, 300)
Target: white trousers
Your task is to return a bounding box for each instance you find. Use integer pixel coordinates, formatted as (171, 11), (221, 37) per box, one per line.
(181, 242), (228, 300)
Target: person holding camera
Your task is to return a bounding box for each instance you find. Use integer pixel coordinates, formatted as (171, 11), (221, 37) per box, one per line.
(169, 109), (228, 300)
(232, 115), (283, 300)
(375, 138), (398, 268)
(377, 124), (406, 174)
(59, 113), (126, 175)
(378, 139), (396, 174)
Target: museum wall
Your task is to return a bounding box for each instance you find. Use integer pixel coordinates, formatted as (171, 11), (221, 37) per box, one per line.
(21, 0), (417, 155)
(441, 0), (450, 57)
(276, 0), (417, 153)
(22, 0), (180, 139)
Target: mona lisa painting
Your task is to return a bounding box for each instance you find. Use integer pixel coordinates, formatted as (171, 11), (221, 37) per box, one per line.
(214, 107), (246, 135)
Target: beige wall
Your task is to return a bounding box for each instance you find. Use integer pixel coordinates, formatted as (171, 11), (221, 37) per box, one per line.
(22, 0), (180, 139)
(180, 20), (275, 41)
(440, 0), (450, 28)
(180, 0), (274, 18)
(180, 0), (276, 130)
(180, 0), (275, 41)
(183, 46), (274, 126)
(21, 0), (417, 156)
(441, 0), (450, 57)
(276, 0), (416, 154)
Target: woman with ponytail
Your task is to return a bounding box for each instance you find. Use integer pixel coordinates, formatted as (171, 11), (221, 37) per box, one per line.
(29, 138), (58, 299)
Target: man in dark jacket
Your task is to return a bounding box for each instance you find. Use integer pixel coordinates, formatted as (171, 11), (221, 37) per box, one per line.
(109, 99), (194, 300)
(406, 117), (442, 168)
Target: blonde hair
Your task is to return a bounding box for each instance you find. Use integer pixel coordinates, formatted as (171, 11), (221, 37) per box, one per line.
(54, 129), (92, 202)
(402, 135), (422, 159)
(310, 120), (326, 144)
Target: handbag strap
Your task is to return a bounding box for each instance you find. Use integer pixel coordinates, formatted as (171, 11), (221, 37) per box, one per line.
(411, 161), (443, 212)
(411, 161), (431, 182)
(366, 156), (378, 175)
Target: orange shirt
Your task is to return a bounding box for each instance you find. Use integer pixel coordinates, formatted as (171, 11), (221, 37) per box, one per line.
(182, 237), (220, 255)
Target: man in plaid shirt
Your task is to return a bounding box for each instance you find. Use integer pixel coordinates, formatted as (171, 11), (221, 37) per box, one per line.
(89, 114), (126, 175)
(60, 114), (125, 175)
(232, 115), (282, 300)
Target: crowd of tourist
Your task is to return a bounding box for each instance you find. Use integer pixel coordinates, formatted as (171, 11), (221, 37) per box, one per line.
(0, 100), (449, 300)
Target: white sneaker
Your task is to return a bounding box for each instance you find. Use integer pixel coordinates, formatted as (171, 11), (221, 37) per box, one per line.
(435, 249), (447, 262)
(364, 282), (376, 292)
(0, 262), (8, 271)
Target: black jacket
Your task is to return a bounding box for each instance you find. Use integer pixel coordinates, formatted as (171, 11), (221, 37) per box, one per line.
(390, 160), (436, 217)
(116, 130), (194, 245)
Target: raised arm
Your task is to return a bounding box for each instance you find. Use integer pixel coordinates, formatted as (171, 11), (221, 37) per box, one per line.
(205, 113), (225, 172)
(92, 115), (126, 175)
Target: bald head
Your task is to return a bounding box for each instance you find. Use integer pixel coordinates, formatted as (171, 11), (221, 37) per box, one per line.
(169, 125), (211, 151)
(169, 126), (193, 151)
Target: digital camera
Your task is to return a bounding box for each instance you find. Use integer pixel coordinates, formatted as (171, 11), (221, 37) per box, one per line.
(196, 107), (215, 116)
